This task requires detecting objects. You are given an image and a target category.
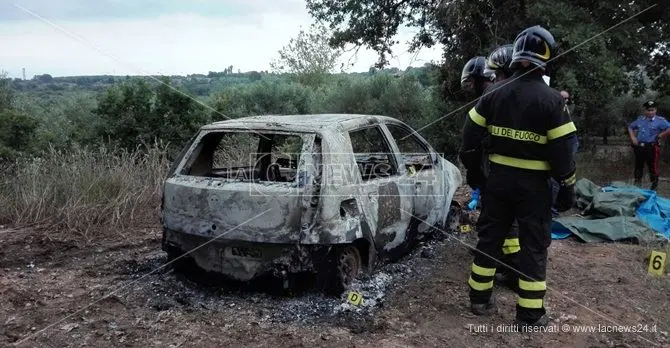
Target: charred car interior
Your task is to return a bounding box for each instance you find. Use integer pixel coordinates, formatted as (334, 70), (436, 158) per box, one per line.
(179, 131), (303, 183)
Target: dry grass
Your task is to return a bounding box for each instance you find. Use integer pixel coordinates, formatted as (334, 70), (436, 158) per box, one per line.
(0, 143), (171, 242)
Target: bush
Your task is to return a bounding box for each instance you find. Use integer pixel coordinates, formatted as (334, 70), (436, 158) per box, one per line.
(0, 109), (40, 161)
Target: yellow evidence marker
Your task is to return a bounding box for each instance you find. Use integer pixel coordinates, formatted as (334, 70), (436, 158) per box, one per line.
(408, 165), (417, 176)
(647, 250), (666, 276)
(347, 291), (363, 306)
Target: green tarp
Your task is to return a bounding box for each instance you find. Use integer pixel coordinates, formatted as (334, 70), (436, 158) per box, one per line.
(551, 179), (666, 243)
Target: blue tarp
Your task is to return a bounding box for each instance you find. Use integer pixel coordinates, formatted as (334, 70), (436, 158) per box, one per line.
(551, 180), (670, 242)
(551, 220), (571, 240)
(601, 184), (670, 239)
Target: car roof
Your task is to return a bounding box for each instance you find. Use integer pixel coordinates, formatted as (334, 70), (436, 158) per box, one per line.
(201, 114), (403, 132)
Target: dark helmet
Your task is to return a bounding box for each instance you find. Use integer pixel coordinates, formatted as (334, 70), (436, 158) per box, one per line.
(510, 25), (557, 71)
(461, 56), (493, 87)
(484, 44), (514, 78)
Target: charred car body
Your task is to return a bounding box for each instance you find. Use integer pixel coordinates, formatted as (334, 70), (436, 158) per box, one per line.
(161, 114), (462, 293)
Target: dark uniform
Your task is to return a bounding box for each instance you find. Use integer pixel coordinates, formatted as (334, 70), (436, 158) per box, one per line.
(460, 56), (520, 287)
(459, 26), (577, 326)
(481, 44), (521, 290)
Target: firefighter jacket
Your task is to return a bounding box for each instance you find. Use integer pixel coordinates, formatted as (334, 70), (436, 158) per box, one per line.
(459, 69), (577, 186)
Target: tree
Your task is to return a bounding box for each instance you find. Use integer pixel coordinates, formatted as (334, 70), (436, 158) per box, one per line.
(269, 22), (343, 86)
(306, 0), (670, 149)
(0, 73), (13, 113)
(307, 0), (668, 91)
(34, 74), (54, 83)
(0, 109), (40, 160)
(648, 46), (670, 96)
(94, 77), (209, 151)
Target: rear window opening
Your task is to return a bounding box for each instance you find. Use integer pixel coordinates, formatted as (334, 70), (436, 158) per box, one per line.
(179, 131), (304, 182)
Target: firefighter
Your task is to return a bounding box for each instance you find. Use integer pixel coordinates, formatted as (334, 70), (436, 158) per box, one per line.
(459, 25), (577, 328)
(459, 55), (493, 209)
(481, 44), (521, 290)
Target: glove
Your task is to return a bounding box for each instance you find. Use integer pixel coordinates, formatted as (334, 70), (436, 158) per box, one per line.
(554, 183), (575, 212)
(467, 188), (480, 211)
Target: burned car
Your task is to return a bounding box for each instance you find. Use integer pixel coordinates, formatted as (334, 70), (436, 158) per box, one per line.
(161, 114), (463, 293)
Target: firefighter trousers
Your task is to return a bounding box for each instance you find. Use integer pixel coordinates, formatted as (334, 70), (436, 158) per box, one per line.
(479, 150), (520, 280)
(468, 164), (552, 322)
(498, 222), (520, 282)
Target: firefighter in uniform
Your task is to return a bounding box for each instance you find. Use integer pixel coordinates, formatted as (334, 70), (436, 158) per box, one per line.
(461, 49), (520, 292)
(459, 25), (577, 327)
(481, 44), (521, 289)
(459, 56), (493, 197)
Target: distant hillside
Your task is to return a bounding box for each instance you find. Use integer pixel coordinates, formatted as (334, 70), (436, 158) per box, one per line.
(8, 65), (438, 97)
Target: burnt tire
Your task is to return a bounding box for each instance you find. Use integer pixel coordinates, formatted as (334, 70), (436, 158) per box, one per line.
(320, 245), (362, 296)
(438, 202), (462, 237)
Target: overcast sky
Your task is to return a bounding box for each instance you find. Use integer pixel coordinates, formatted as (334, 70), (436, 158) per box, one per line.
(0, 0), (444, 78)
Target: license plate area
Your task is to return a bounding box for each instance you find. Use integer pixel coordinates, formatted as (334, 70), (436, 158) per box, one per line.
(222, 246), (263, 259)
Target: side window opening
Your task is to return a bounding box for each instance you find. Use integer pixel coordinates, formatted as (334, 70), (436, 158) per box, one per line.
(179, 131), (303, 182)
(349, 126), (398, 181)
(386, 124), (433, 172)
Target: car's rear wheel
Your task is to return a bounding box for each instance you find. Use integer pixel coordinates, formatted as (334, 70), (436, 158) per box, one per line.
(321, 245), (362, 296)
(337, 245), (362, 288)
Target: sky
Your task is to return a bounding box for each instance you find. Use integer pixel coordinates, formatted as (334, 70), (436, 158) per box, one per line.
(0, 0), (445, 78)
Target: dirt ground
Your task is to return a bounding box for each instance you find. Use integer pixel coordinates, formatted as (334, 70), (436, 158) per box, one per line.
(2, 186), (670, 348)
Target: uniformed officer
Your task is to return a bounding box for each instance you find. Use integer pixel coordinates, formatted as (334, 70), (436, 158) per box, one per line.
(628, 100), (670, 190)
(459, 25), (577, 328)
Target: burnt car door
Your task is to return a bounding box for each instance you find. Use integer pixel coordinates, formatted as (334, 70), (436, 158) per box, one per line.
(383, 122), (445, 234)
(347, 125), (415, 255)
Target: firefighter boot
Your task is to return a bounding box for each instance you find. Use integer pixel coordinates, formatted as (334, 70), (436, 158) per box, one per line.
(514, 314), (550, 330)
(471, 297), (495, 316)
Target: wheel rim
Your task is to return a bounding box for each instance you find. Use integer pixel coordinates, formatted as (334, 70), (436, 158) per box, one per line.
(337, 246), (362, 287)
(446, 205), (462, 233)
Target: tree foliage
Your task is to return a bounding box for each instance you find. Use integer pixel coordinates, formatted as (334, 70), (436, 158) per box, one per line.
(0, 73), (41, 160)
(0, 74), (14, 113)
(270, 23), (343, 86)
(0, 109), (39, 160)
(94, 77), (209, 151)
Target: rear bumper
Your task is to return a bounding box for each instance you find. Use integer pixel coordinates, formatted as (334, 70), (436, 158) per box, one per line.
(162, 229), (327, 281)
